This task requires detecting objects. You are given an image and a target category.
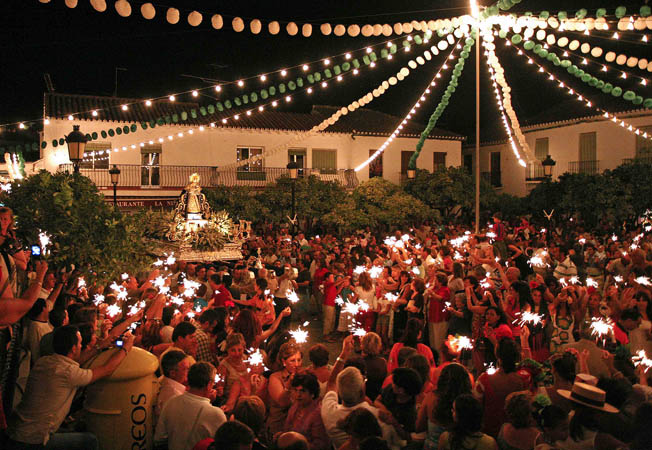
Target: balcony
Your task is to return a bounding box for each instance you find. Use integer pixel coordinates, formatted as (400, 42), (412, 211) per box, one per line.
(622, 154), (652, 165)
(58, 165), (359, 189)
(525, 161), (546, 181)
(481, 171), (502, 188)
(568, 160), (599, 174)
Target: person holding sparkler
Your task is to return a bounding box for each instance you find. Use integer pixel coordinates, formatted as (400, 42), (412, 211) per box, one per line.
(267, 341), (303, 435)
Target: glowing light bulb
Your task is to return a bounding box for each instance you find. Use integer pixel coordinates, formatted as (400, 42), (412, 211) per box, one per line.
(215, 85), (222, 92)
(258, 106), (264, 111)
(169, 95), (176, 101)
(18, 123), (25, 129)
(345, 53), (351, 59)
(324, 59), (330, 65)
(353, 69), (359, 75)
(237, 80), (244, 87)
(246, 110), (252, 116)
(337, 75), (343, 81)
(601, 66), (607, 72)
(302, 64), (309, 71)
(192, 90), (198, 97)
(366, 47), (372, 53)
(612, 32), (619, 39)
(321, 81), (328, 88)
(68, 115), (74, 120)
(44, 118), (50, 125)
(272, 100), (278, 107)
(121, 104), (128, 111)
(307, 87), (313, 93)
(260, 74), (267, 81)
(234, 114), (239, 120)
(145, 100), (152, 106)
(281, 69), (287, 76)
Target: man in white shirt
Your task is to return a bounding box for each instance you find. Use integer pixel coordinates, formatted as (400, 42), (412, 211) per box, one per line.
(154, 350), (190, 422)
(8, 325), (135, 449)
(321, 337), (402, 449)
(155, 362), (226, 450)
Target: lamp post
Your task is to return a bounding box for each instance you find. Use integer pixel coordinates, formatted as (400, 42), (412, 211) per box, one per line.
(65, 125), (87, 173)
(542, 155), (556, 179)
(109, 164), (121, 207)
(287, 161), (298, 234)
(407, 168), (416, 180)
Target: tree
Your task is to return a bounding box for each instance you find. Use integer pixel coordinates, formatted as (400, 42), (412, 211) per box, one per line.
(203, 185), (268, 222)
(608, 162), (652, 219)
(0, 171), (152, 280)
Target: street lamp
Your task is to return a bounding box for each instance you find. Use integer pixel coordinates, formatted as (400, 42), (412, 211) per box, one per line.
(542, 155), (556, 178)
(65, 125), (87, 173)
(287, 161), (299, 234)
(407, 168), (416, 179)
(109, 164), (121, 207)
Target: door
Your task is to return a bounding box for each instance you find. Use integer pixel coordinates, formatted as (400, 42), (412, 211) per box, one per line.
(369, 149), (383, 178)
(141, 151), (160, 186)
(490, 152), (501, 187)
(401, 151), (415, 174)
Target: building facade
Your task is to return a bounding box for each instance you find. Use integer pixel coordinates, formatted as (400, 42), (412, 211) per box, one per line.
(463, 109), (652, 197)
(38, 93), (463, 205)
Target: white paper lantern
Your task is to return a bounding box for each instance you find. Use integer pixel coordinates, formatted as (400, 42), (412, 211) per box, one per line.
(334, 24), (346, 36)
(393, 23), (403, 35)
(435, 19), (444, 30)
(352, 101), (360, 109)
(536, 29), (546, 40)
(420, 21), (428, 31)
(428, 20), (437, 30)
(584, 18), (595, 30)
(167, 8), (179, 24)
(408, 60), (417, 69)
(447, 33), (455, 45)
(437, 40), (448, 50)
(372, 24), (382, 36)
(268, 21), (280, 34)
(188, 11), (202, 27)
(513, 25), (522, 34)
(638, 58), (648, 70)
(286, 22), (298, 36)
(403, 22), (413, 33)
(565, 19), (576, 31)
(38, 0), (51, 3)
(382, 80), (389, 89)
(416, 56), (425, 65)
(91, 0), (107, 12)
(575, 21), (585, 32)
(616, 54), (627, 65)
(140, 3), (155, 19)
(590, 47), (603, 58)
(382, 24), (392, 36)
(389, 76), (398, 85)
(373, 89), (380, 97)
(617, 18), (629, 31)
(546, 34), (556, 45)
(635, 18), (646, 30)
(211, 14), (223, 29)
(320, 23), (332, 35)
(341, 107), (348, 115)
(431, 46), (439, 55)
(366, 93), (373, 102)
(647, 61), (652, 72)
(580, 43), (590, 53)
(569, 40), (580, 51)
(605, 51), (616, 62)
(302, 23), (312, 37)
(249, 19), (262, 34)
(523, 28), (534, 39)
(409, 20), (420, 31)
(347, 105), (355, 112)
(647, 17), (652, 29)
(595, 17), (607, 30)
(400, 67), (410, 76)
(362, 24), (373, 37)
(115, 0), (131, 17)
(548, 17), (559, 28)
(347, 24), (360, 37)
(65, 0), (77, 8)
(424, 50), (432, 60)
(451, 16), (461, 28)
(397, 72), (405, 81)
(453, 28), (463, 38)
(233, 17), (245, 32)
(627, 56), (638, 67)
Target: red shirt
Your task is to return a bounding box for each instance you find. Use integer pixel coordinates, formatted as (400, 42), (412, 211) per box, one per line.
(211, 284), (234, 308)
(428, 286), (451, 323)
(313, 267), (328, 294)
(323, 280), (337, 307)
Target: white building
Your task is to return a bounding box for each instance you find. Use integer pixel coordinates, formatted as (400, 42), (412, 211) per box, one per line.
(39, 93), (463, 206)
(463, 108), (652, 197)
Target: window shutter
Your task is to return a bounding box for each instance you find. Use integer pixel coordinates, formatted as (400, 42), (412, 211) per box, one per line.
(579, 132), (596, 161)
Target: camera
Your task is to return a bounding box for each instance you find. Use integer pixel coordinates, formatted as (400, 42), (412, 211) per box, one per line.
(31, 245), (41, 259)
(115, 339), (124, 347)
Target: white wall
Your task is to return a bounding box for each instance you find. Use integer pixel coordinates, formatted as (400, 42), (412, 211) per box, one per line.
(43, 119), (462, 188)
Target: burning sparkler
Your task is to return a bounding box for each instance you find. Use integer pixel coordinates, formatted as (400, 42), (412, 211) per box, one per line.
(214, 373), (223, 384)
(121, 273), (129, 280)
(38, 231), (51, 255)
(384, 293), (399, 302)
(78, 277), (86, 289)
(354, 266), (366, 275)
(289, 324), (310, 344)
(368, 266), (383, 279)
(633, 350), (652, 373)
(586, 278), (598, 288)
(245, 348), (265, 367)
(590, 317), (614, 343)
(635, 276), (651, 286)
(93, 294), (105, 306)
(106, 304), (122, 318)
(286, 290), (300, 304)
(486, 363), (497, 375)
(515, 311), (544, 327)
(447, 335), (473, 353)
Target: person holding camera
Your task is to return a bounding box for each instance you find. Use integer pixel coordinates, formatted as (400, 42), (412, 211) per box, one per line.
(6, 325), (135, 449)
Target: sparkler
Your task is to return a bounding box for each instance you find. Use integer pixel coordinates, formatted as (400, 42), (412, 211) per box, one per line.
(447, 335), (473, 353)
(214, 373), (223, 384)
(245, 348), (265, 367)
(78, 277), (86, 288)
(404, 258), (413, 265)
(384, 292), (399, 302)
(636, 276), (651, 286)
(486, 231), (497, 240)
(169, 296), (184, 306)
(93, 294), (105, 306)
(354, 266), (366, 275)
(515, 311), (544, 327)
(121, 273), (129, 280)
(153, 276), (166, 288)
(350, 320), (367, 337)
(286, 290), (300, 304)
(368, 266), (383, 279)
(335, 296), (344, 306)
(559, 278), (568, 288)
(632, 350), (652, 373)
(568, 276), (580, 285)
(614, 275), (623, 283)
(528, 256), (549, 268)
(485, 363), (497, 375)
(106, 304), (122, 318)
(611, 234), (618, 242)
(401, 234), (410, 242)
(289, 325), (309, 344)
(578, 238), (586, 244)
(589, 317), (613, 343)
(480, 278), (492, 289)
(586, 277), (598, 288)
(412, 267), (420, 276)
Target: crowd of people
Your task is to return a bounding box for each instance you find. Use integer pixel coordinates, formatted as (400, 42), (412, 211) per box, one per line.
(1, 204), (652, 450)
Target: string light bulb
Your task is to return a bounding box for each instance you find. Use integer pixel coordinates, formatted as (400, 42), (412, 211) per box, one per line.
(121, 104), (128, 111)
(345, 53), (351, 59)
(215, 85), (222, 92)
(169, 95), (176, 101)
(324, 59), (330, 65)
(237, 80), (244, 87)
(281, 69), (287, 77)
(192, 90), (198, 97)
(68, 115), (73, 121)
(145, 100), (152, 106)
(92, 110), (98, 116)
(612, 32), (619, 39)
(260, 74), (267, 81)
(302, 64), (309, 71)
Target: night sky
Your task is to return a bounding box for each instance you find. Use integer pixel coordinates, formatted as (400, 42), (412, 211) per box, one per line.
(0, 0), (648, 145)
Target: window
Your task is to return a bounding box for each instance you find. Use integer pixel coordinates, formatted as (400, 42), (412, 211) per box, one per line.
(369, 149), (383, 178)
(288, 148), (307, 176)
(535, 138), (549, 161)
(312, 149), (337, 174)
(490, 152), (501, 187)
(401, 151), (415, 174)
(433, 152), (446, 171)
(636, 126), (652, 158)
(141, 144), (161, 186)
(80, 143), (110, 169)
(237, 147), (263, 172)
(463, 154), (473, 175)
(578, 132), (597, 174)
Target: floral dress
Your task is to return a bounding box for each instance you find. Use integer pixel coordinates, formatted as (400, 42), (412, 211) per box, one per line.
(550, 312), (575, 353)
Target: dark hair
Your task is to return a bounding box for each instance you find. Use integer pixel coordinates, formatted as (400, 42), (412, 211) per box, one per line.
(401, 318), (423, 348)
(392, 367), (423, 397)
(255, 277), (268, 291)
(505, 392), (532, 428)
(597, 377), (632, 409)
(291, 373), (321, 400)
(359, 437), (390, 450)
(77, 322), (95, 350)
(172, 321), (196, 342)
(534, 404), (567, 431)
(234, 396), (266, 435)
(66, 302), (84, 323)
(396, 346), (417, 367)
(209, 273), (222, 285)
(162, 306), (175, 326)
(510, 280), (534, 311)
(342, 408), (382, 440)
(497, 338), (519, 373)
(212, 420), (254, 450)
(27, 298), (47, 320)
(72, 306), (98, 325)
(198, 308), (220, 324)
(53, 325), (80, 356)
(308, 344), (330, 367)
(620, 307), (641, 322)
(435, 273), (448, 287)
(232, 309), (261, 348)
(49, 308), (67, 328)
(343, 356), (367, 377)
(160, 350), (187, 378)
(552, 352), (577, 383)
(406, 354), (430, 388)
(569, 405), (600, 442)
(485, 305), (509, 326)
(187, 362), (214, 389)
(450, 394), (483, 450)
(434, 363), (472, 427)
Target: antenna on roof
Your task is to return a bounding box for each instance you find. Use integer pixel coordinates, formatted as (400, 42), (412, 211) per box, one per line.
(44, 73), (55, 92)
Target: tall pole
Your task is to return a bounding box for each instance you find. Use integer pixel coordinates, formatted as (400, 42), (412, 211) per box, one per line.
(112, 182), (117, 207)
(474, 30), (481, 233)
(291, 181), (296, 234)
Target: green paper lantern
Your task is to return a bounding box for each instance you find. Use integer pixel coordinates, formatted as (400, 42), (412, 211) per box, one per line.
(84, 134), (91, 141)
(461, 50), (470, 58)
(116, 127), (122, 135)
(575, 8), (587, 19)
(234, 98), (242, 106)
(558, 11), (567, 20)
(567, 65), (577, 74)
(602, 83), (613, 93)
(643, 98), (652, 108)
(224, 100), (233, 108)
(217, 102), (224, 111)
(596, 8), (606, 17)
(122, 126), (129, 134)
(250, 92), (259, 102)
(369, 52), (377, 62)
(41, 141), (47, 149)
(633, 95), (643, 105)
(463, 44), (472, 52)
(58, 138), (65, 146)
(181, 111), (188, 121)
(207, 105), (215, 114)
(402, 39), (410, 48)
(261, 90), (269, 99)
(190, 109), (197, 118)
(623, 90), (635, 101)
(414, 35), (423, 45)
(288, 81), (296, 90)
(92, 132), (98, 139)
(524, 41), (535, 50)
(157, 117), (165, 125)
(242, 94), (249, 104)
(596, 80), (605, 89)
(362, 55), (371, 65)
(611, 86), (623, 97)
(164, 116), (172, 124)
(172, 114), (179, 122)
(540, 11), (549, 19)
(534, 44), (543, 53)
(130, 124), (137, 132)
(437, 29), (446, 37)
(553, 57), (561, 66)
(581, 73), (591, 83)
(52, 140), (58, 148)
(641, 6), (651, 17)
(314, 73), (322, 82)
(307, 74), (315, 83)
(380, 49), (389, 59)
(352, 59), (360, 68)
(296, 79), (303, 88)
(511, 34), (522, 44)
(539, 49), (548, 58)
(615, 6), (626, 18)
(324, 69), (332, 78)
(561, 60), (571, 68)
(455, 61), (464, 70)
(498, 29), (507, 39)
(342, 62), (351, 72)
(269, 86), (277, 95)
(466, 37), (475, 47)
(546, 52), (555, 61)
(588, 77), (598, 86)
(333, 65), (341, 75)
(108, 129), (115, 137)
(389, 44), (397, 55)
(576, 69), (584, 78)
